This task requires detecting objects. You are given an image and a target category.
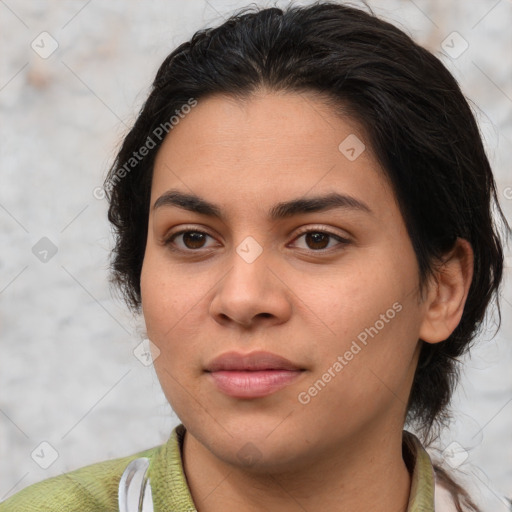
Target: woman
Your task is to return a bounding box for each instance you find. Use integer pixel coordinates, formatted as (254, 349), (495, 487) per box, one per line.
(1, 2), (508, 511)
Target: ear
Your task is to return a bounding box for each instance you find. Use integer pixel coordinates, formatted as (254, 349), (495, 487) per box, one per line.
(419, 238), (474, 344)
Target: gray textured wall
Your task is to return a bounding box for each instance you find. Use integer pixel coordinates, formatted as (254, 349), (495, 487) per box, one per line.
(1, 1), (511, 510)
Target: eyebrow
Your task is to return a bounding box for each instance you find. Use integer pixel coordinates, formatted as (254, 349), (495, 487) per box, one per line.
(153, 189), (373, 220)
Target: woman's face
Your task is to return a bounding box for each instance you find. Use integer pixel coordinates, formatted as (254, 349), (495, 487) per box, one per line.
(140, 91), (428, 471)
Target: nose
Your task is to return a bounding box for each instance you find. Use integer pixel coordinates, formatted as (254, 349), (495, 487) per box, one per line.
(209, 243), (292, 330)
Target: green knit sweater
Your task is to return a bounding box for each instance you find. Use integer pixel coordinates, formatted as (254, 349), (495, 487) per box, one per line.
(0, 425), (435, 511)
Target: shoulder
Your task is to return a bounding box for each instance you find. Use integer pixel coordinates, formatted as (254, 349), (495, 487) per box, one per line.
(0, 445), (160, 512)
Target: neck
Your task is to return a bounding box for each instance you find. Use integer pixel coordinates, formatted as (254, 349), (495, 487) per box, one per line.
(182, 424), (412, 512)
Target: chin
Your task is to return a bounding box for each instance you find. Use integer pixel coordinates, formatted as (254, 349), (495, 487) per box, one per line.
(216, 437), (312, 475)
(185, 413), (320, 474)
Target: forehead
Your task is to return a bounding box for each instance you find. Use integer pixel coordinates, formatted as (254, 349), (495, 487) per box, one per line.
(151, 91), (398, 221)
(155, 91), (368, 163)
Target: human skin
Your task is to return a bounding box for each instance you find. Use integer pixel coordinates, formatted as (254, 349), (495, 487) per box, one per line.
(140, 90), (473, 511)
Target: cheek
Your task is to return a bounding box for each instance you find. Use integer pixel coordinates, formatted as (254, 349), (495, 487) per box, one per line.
(141, 249), (193, 335)
(140, 256), (203, 416)
(301, 247), (420, 392)
(140, 250), (211, 375)
(294, 253), (411, 347)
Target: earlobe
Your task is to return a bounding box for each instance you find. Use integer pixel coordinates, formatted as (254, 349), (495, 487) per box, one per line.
(418, 238), (474, 344)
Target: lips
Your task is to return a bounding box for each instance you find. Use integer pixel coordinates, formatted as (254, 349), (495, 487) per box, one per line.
(205, 351), (302, 372)
(205, 351), (304, 399)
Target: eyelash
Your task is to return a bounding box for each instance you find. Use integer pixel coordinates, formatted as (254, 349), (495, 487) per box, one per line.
(163, 226), (351, 255)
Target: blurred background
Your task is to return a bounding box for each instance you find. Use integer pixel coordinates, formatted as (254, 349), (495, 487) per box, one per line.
(0, 0), (510, 509)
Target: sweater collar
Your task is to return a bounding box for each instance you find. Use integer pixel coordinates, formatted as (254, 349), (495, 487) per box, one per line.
(149, 425), (435, 512)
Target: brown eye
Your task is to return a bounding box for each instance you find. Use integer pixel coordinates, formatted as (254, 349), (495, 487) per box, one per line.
(304, 232), (330, 250)
(181, 231), (208, 249)
(291, 229), (350, 253)
(165, 230), (215, 251)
